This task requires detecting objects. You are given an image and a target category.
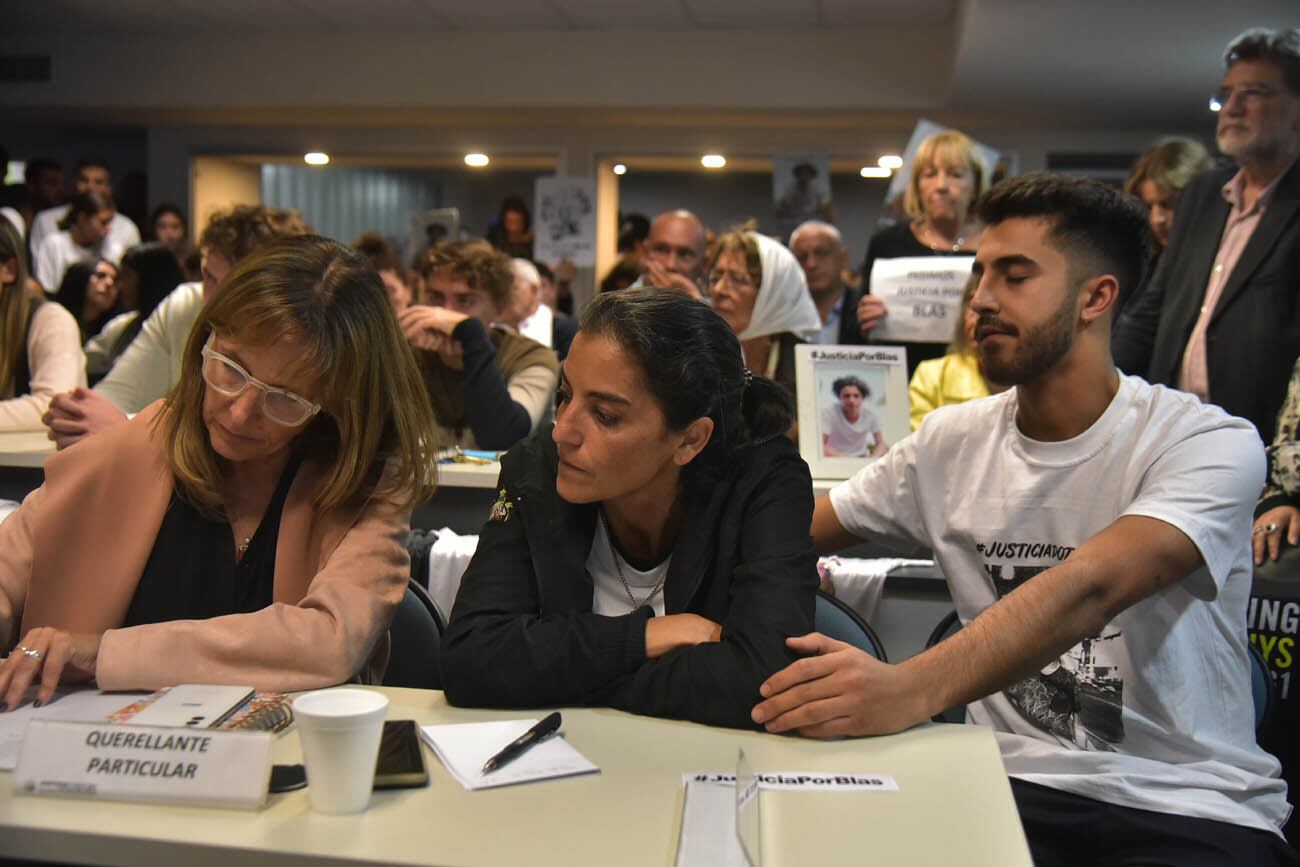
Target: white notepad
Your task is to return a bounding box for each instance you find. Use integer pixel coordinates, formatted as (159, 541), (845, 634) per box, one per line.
(419, 718), (599, 790)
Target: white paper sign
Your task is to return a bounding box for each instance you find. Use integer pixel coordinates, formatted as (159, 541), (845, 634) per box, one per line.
(534, 177), (597, 266)
(869, 255), (975, 342)
(13, 720), (272, 809)
(684, 771), (898, 792)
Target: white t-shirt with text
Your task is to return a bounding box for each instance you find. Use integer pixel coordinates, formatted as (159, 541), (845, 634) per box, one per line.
(829, 374), (1289, 834)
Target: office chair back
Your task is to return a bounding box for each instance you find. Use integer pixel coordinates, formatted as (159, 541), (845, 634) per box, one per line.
(383, 579), (444, 690)
(925, 610), (966, 724)
(1249, 643), (1274, 734)
(815, 590), (887, 662)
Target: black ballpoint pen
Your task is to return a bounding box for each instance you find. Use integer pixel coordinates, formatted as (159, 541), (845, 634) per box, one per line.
(481, 712), (562, 774)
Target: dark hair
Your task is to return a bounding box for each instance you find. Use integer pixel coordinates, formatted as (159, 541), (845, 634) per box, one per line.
(53, 259), (116, 338)
(149, 203), (188, 240)
(1225, 27), (1300, 96)
(353, 231), (399, 273)
(113, 243), (186, 356)
(533, 261), (555, 284)
(975, 172), (1149, 312)
(617, 213), (651, 253)
(56, 191), (112, 231)
(579, 289), (793, 488)
(24, 158), (60, 185)
(74, 158), (110, 175)
(832, 375), (869, 399)
(498, 195), (531, 230)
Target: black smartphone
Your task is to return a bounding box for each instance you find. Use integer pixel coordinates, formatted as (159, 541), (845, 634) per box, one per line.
(374, 719), (429, 790)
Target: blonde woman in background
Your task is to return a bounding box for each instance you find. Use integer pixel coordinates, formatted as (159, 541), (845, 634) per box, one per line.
(857, 129), (987, 374)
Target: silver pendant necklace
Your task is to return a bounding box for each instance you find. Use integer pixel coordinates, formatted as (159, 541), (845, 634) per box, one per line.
(606, 520), (667, 610)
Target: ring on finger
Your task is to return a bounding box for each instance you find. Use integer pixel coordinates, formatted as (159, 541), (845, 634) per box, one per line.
(16, 645), (41, 661)
(1267, 523), (1280, 534)
(1254, 526), (1269, 535)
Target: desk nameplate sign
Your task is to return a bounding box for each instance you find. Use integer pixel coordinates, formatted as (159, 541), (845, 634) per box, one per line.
(12, 720), (273, 809)
(684, 771), (899, 792)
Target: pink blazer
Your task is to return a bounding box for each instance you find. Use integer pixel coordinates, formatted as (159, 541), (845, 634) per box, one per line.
(0, 402), (411, 692)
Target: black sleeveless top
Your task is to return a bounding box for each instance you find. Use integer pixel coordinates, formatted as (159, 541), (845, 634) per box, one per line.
(122, 455), (303, 627)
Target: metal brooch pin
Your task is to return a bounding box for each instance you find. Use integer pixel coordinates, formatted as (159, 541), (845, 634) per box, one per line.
(489, 489), (514, 523)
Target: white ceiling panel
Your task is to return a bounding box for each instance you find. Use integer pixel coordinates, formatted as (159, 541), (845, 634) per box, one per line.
(820, 0), (957, 27)
(549, 0), (695, 30)
(409, 0), (573, 30)
(683, 0), (820, 28)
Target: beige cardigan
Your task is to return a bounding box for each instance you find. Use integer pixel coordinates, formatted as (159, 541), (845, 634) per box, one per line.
(0, 402), (410, 692)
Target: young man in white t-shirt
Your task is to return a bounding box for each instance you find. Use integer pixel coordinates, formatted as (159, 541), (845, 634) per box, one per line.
(752, 173), (1295, 864)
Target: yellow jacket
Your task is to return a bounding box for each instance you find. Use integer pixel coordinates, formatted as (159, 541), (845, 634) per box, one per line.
(908, 352), (990, 430)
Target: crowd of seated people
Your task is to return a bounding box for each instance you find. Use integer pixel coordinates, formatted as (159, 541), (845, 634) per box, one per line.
(0, 24), (1297, 863)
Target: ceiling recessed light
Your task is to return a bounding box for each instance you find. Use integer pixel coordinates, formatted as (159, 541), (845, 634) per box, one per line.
(464, 153), (490, 167)
(1209, 97), (1222, 112)
(860, 166), (891, 178)
(613, 163), (627, 175)
(701, 154), (727, 169)
(303, 152), (330, 166)
(877, 154), (903, 170)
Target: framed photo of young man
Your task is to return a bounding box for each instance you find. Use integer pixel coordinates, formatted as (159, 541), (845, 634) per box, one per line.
(795, 344), (909, 480)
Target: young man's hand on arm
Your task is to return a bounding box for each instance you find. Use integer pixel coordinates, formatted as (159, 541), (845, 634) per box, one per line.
(753, 513), (1204, 738)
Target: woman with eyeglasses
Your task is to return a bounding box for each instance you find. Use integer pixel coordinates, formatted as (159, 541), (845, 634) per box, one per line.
(0, 236), (438, 709)
(0, 220), (86, 431)
(708, 230), (821, 404)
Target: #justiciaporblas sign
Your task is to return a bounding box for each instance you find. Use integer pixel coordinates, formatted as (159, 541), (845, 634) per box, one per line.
(13, 720), (272, 809)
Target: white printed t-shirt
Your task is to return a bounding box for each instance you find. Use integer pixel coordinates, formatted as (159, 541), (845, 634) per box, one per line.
(829, 374), (1290, 834)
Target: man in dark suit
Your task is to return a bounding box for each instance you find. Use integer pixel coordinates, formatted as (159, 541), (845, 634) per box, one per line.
(790, 220), (865, 345)
(1114, 27), (1300, 442)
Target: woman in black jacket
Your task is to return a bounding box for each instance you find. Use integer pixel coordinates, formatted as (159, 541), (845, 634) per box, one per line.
(441, 289), (818, 729)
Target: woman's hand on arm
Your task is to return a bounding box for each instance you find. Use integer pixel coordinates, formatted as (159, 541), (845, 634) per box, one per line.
(0, 627), (100, 710)
(1254, 505), (1300, 565)
(645, 614), (722, 659)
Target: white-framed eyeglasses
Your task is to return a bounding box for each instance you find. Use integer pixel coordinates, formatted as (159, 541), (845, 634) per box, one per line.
(200, 335), (322, 427)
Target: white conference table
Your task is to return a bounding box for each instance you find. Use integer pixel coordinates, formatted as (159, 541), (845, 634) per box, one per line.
(0, 687), (1031, 867)
(0, 429), (54, 469)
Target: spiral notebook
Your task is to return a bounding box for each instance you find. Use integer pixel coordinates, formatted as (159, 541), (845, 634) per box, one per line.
(108, 685), (294, 733)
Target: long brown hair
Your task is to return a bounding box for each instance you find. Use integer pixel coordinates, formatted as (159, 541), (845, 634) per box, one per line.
(0, 221), (36, 396)
(158, 235), (438, 515)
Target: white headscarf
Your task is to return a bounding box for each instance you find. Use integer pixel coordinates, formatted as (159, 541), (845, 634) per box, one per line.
(736, 231), (822, 342)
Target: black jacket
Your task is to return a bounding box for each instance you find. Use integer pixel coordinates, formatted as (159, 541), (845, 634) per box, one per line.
(440, 424), (818, 730)
(1113, 161), (1300, 442)
(834, 285), (867, 345)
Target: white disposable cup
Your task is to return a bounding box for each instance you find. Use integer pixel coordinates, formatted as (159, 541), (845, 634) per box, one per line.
(292, 688), (389, 814)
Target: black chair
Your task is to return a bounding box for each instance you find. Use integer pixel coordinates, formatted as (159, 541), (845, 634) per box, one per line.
(383, 578), (444, 690)
(815, 590), (887, 662)
(1249, 642), (1275, 735)
(925, 610), (965, 724)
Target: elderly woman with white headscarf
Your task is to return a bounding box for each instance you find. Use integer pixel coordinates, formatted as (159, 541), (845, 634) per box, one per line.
(708, 230), (821, 400)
